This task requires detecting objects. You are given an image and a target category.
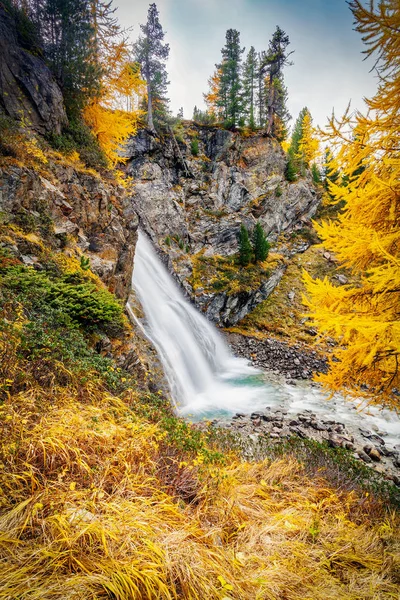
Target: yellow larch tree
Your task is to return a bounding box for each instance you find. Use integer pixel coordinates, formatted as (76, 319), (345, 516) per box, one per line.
(303, 0), (400, 408)
(204, 68), (223, 120)
(296, 111), (320, 172)
(84, 0), (145, 166)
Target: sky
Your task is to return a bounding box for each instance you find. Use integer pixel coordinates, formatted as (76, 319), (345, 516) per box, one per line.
(116, 0), (378, 130)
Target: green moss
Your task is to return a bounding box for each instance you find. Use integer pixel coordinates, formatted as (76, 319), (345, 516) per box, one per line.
(190, 252), (280, 296)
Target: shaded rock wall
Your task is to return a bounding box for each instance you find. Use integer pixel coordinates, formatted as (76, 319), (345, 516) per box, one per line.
(0, 5), (67, 135)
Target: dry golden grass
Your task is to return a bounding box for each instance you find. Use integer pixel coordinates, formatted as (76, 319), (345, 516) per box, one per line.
(0, 384), (399, 600)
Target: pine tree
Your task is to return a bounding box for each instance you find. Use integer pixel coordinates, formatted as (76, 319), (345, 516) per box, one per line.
(242, 46), (258, 129)
(311, 163), (321, 185)
(303, 0), (400, 408)
(134, 3), (170, 131)
(264, 72), (290, 140)
(41, 0), (99, 118)
(83, 0), (144, 165)
(285, 150), (297, 182)
(253, 222), (270, 263)
(217, 29), (244, 129)
(257, 51), (267, 126)
(264, 26), (293, 136)
(238, 224), (252, 266)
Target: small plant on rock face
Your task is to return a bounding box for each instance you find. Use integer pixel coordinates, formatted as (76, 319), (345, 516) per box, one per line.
(80, 255), (90, 271)
(191, 136), (199, 156)
(275, 184), (283, 197)
(165, 236), (171, 246)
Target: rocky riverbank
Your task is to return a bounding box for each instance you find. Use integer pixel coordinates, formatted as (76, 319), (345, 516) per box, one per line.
(227, 332), (328, 381)
(207, 404), (400, 486)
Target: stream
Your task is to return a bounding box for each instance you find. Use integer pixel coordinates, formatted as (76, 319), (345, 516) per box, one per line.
(130, 231), (400, 452)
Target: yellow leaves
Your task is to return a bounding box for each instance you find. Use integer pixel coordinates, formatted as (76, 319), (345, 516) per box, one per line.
(84, 101), (142, 167)
(296, 112), (320, 167)
(302, 1), (400, 407)
(217, 575), (234, 591)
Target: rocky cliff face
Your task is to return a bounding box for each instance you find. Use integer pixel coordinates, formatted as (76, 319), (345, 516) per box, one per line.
(124, 125), (321, 325)
(0, 162), (137, 301)
(0, 5), (67, 135)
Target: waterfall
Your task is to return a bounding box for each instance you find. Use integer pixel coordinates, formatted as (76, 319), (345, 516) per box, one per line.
(130, 231), (400, 446)
(130, 231), (275, 417)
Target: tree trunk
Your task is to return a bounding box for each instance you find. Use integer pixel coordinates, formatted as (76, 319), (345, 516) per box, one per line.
(147, 79), (155, 132)
(266, 75), (275, 135)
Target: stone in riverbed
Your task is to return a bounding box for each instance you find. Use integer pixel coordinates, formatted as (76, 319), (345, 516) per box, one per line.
(358, 451), (372, 463)
(328, 435), (343, 448)
(363, 445), (382, 462)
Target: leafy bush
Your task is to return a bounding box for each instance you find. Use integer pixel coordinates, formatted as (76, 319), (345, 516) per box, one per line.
(1, 265), (124, 335)
(47, 119), (108, 169)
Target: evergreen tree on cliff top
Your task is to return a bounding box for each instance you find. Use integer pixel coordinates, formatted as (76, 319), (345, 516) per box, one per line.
(134, 3), (170, 131)
(242, 46), (258, 129)
(40, 0), (99, 118)
(263, 26), (293, 136)
(217, 29), (244, 128)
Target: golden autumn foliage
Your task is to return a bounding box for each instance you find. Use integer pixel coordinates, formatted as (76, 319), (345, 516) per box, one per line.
(303, 0), (400, 408)
(0, 386), (399, 600)
(296, 111), (320, 168)
(204, 68), (223, 119)
(84, 2), (145, 166)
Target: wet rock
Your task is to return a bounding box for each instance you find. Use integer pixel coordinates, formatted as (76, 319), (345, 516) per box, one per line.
(358, 451), (372, 463)
(336, 274), (348, 285)
(328, 435), (343, 449)
(368, 448), (382, 462)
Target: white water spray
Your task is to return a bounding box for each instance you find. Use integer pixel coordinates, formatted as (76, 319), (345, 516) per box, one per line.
(131, 231), (278, 417)
(130, 231), (400, 446)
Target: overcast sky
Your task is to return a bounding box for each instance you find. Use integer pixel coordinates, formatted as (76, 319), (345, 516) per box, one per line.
(116, 0), (377, 130)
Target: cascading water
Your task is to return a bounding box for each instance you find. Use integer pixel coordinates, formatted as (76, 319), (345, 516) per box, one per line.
(130, 231), (400, 445)
(131, 230), (277, 417)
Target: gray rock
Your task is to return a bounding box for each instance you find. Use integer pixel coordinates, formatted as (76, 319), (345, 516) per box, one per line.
(0, 6), (67, 134)
(358, 451), (372, 463)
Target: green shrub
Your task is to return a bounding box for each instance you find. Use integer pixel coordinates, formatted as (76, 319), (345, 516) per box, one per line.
(165, 236), (171, 246)
(191, 137), (199, 156)
(47, 119), (108, 169)
(1, 266), (124, 335)
(275, 184), (283, 197)
(80, 255), (91, 271)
